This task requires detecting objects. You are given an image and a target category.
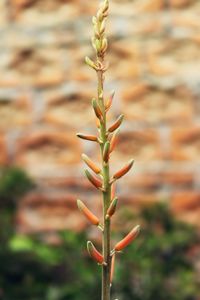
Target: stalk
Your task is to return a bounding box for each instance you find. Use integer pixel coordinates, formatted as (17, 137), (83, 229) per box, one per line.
(77, 1), (140, 299)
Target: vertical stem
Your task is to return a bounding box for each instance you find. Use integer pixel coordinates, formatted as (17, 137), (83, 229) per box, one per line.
(97, 66), (111, 300)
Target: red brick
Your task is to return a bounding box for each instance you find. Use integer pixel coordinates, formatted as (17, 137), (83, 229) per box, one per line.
(171, 191), (200, 213)
(108, 40), (141, 80)
(15, 129), (81, 176)
(134, 0), (163, 13)
(16, 191), (87, 233)
(125, 171), (193, 190)
(147, 39), (200, 77)
(162, 172), (194, 186)
(0, 48), (65, 88)
(171, 127), (200, 161)
(43, 90), (95, 128)
(169, 0), (193, 9)
(112, 130), (161, 162)
(121, 83), (193, 124)
(0, 95), (32, 132)
(126, 173), (161, 190)
(11, 0), (80, 26)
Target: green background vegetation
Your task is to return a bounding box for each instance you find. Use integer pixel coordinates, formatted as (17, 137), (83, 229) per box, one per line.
(0, 168), (199, 300)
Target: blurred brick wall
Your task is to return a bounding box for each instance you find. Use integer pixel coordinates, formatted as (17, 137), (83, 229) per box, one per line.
(0, 0), (200, 233)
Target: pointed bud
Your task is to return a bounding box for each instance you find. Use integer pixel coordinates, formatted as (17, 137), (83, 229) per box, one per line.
(100, 19), (106, 34)
(114, 225), (140, 252)
(77, 133), (98, 142)
(77, 199), (100, 226)
(105, 90), (115, 111)
(92, 98), (103, 120)
(87, 241), (104, 264)
(95, 39), (102, 52)
(110, 254), (115, 284)
(109, 129), (120, 153)
(103, 141), (110, 163)
(85, 56), (97, 69)
(106, 197), (118, 219)
(92, 16), (97, 25)
(113, 159), (134, 180)
(96, 118), (101, 129)
(82, 154), (101, 174)
(85, 169), (102, 189)
(111, 183), (116, 200)
(101, 38), (108, 53)
(108, 115), (124, 133)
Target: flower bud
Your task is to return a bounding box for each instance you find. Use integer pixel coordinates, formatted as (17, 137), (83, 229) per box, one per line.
(87, 241), (104, 264)
(105, 90), (115, 111)
(95, 39), (102, 52)
(103, 141), (110, 163)
(92, 16), (97, 25)
(100, 19), (106, 34)
(92, 98), (103, 120)
(77, 199), (100, 226)
(82, 154), (101, 174)
(85, 56), (97, 69)
(85, 169), (102, 189)
(106, 197), (118, 219)
(101, 38), (108, 53)
(108, 115), (124, 133)
(77, 133), (98, 142)
(109, 129), (120, 153)
(113, 159), (134, 180)
(110, 254), (115, 284)
(111, 183), (116, 200)
(114, 225), (140, 252)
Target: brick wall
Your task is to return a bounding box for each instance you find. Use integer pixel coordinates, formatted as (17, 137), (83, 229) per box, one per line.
(0, 0), (200, 232)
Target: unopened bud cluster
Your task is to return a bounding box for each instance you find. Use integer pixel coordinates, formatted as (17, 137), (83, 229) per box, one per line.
(76, 0), (140, 296)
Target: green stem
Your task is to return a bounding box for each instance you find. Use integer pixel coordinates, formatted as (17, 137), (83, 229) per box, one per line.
(97, 67), (111, 300)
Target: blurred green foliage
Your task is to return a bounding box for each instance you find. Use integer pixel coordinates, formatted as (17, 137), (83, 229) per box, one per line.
(0, 168), (199, 300)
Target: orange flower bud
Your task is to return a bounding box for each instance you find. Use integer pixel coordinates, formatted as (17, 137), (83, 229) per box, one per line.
(110, 254), (115, 284)
(95, 118), (101, 129)
(111, 183), (116, 200)
(92, 98), (103, 120)
(82, 154), (101, 174)
(103, 141), (110, 163)
(105, 90), (115, 111)
(77, 133), (98, 142)
(113, 159), (134, 180)
(108, 114), (124, 133)
(87, 241), (104, 264)
(106, 197), (118, 219)
(114, 225), (140, 252)
(77, 199), (100, 226)
(109, 129), (119, 153)
(85, 169), (102, 189)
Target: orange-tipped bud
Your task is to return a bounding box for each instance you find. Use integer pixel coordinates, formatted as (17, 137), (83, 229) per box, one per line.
(82, 154), (101, 174)
(77, 199), (100, 226)
(103, 141), (110, 163)
(92, 98), (103, 120)
(105, 90), (115, 111)
(113, 159), (134, 180)
(85, 56), (97, 70)
(110, 254), (115, 284)
(108, 114), (124, 133)
(77, 133), (98, 142)
(85, 169), (102, 189)
(96, 118), (101, 129)
(111, 183), (116, 200)
(109, 129), (120, 153)
(114, 225), (140, 252)
(87, 241), (104, 264)
(106, 197), (118, 219)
